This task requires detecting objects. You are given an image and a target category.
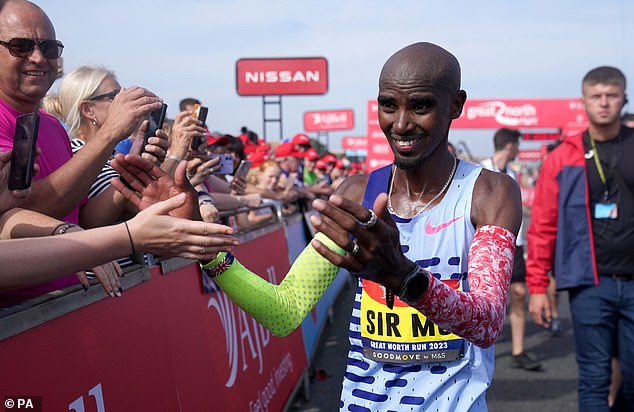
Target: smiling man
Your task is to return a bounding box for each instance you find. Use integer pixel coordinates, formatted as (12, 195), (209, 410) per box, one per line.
(192, 42), (522, 411)
(0, 0), (163, 306)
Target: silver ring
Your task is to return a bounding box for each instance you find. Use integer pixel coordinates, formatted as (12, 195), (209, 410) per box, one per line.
(360, 208), (378, 229)
(350, 240), (360, 256)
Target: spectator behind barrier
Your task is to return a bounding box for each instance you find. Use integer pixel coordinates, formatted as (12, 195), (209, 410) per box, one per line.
(274, 142), (327, 204)
(191, 135), (261, 225)
(330, 158), (347, 191)
(43, 65), (169, 229)
(246, 159), (299, 218)
(0, 0), (165, 306)
(179, 97), (200, 112)
(302, 148), (319, 186)
(42, 65), (177, 275)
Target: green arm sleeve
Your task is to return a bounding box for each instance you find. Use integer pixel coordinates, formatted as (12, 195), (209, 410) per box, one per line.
(213, 232), (346, 336)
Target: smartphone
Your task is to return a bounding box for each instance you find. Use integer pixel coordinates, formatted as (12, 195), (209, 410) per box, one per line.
(8, 112), (39, 190)
(142, 103), (168, 152)
(210, 154), (234, 175)
(234, 159), (252, 179)
(191, 105), (208, 150)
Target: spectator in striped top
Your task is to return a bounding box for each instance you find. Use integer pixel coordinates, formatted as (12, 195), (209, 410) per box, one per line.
(42, 65), (170, 271)
(43, 65), (169, 229)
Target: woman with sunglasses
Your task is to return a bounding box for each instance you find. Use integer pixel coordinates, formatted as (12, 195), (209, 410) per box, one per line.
(42, 66), (173, 279)
(44, 66), (169, 228)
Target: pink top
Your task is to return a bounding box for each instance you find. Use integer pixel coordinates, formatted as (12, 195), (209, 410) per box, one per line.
(0, 97), (79, 307)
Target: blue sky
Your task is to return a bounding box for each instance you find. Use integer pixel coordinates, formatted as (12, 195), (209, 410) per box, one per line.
(39, 0), (632, 157)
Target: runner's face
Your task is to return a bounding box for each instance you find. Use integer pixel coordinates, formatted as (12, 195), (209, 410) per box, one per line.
(377, 67), (461, 170)
(582, 82), (626, 128)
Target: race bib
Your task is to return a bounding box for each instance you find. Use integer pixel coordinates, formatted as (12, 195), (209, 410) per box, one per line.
(360, 279), (465, 363)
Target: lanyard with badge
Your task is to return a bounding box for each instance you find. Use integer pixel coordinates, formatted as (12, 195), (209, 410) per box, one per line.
(590, 136), (618, 219)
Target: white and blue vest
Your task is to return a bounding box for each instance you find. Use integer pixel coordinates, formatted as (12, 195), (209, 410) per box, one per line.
(340, 160), (493, 412)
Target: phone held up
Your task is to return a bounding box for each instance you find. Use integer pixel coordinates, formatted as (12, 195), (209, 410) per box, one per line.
(9, 112), (40, 190)
(234, 159), (253, 180)
(210, 154), (234, 175)
(141, 103), (168, 153)
(191, 104), (208, 151)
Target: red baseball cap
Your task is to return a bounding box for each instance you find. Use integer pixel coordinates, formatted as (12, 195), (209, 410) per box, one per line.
(321, 153), (337, 164)
(248, 150), (270, 168)
(208, 134), (229, 146)
(315, 159), (328, 170)
(274, 142), (305, 159)
(304, 148), (319, 161)
(335, 159), (345, 169)
(292, 133), (311, 147)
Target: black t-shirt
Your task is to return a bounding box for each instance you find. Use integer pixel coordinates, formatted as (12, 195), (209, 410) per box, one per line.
(584, 126), (634, 274)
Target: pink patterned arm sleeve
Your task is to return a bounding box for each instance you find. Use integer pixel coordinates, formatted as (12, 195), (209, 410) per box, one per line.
(410, 225), (515, 348)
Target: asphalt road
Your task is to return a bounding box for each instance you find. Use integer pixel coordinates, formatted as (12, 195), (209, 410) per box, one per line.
(289, 282), (579, 412)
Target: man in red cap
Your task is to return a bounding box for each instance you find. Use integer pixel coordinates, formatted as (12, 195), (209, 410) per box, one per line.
(303, 148), (320, 186)
(291, 133), (312, 152)
(330, 158), (347, 190)
(275, 142), (332, 200)
(274, 142), (305, 189)
(319, 153), (338, 184)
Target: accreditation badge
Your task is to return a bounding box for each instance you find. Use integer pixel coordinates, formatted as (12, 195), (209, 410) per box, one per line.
(359, 279), (465, 363)
(594, 203), (618, 219)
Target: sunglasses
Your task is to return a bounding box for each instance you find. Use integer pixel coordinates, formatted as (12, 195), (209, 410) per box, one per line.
(0, 38), (64, 59)
(87, 89), (121, 101)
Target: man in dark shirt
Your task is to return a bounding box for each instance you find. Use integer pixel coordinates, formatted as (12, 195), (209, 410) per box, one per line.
(527, 66), (634, 412)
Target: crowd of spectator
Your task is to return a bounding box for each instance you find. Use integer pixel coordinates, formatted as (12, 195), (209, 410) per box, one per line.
(0, 0), (365, 310)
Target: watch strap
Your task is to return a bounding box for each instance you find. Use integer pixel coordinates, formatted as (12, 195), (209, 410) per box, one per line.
(397, 265), (430, 304)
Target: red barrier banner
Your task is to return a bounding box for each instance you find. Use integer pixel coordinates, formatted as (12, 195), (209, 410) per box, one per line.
(0, 228), (306, 411)
(342, 136), (368, 150)
(452, 98), (588, 129)
(522, 132), (561, 141)
(521, 186), (535, 207)
(236, 57), (328, 96)
(303, 109), (354, 131)
(366, 100), (393, 171)
(518, 150), (543, 161)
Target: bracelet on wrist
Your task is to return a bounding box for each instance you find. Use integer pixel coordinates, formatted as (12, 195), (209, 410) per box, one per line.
(200, 252), (235, 278)
(167, 154), (183, 162)
(51, 222), (77, 236)
(198, 191), (214, 206)
(123, 221), (137, 255)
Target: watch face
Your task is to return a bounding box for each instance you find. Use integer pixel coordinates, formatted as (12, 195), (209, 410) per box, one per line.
(404, 269), (429, 302)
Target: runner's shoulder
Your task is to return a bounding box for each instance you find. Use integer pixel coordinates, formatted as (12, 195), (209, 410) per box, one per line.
(472, 168), (521, 232)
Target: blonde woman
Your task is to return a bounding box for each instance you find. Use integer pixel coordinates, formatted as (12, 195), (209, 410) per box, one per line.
(43, 65), (168, 228)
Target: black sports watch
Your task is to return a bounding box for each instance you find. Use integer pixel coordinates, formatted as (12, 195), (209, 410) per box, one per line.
(397, 266), (430, 304)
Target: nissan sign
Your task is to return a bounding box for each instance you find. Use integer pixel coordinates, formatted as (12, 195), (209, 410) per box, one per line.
(236, 57), (328, 96)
